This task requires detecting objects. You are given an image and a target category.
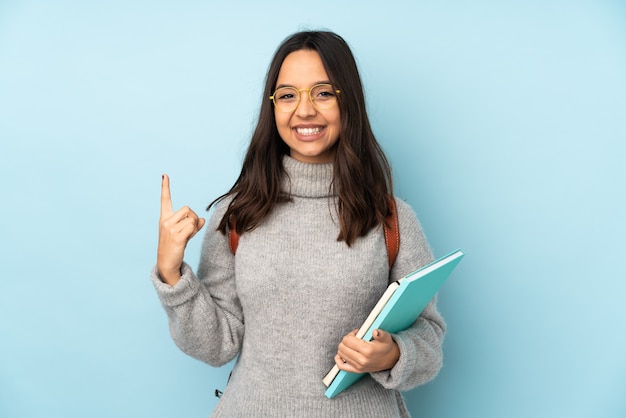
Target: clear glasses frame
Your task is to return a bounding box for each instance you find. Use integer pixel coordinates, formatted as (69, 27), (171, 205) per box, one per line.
(269, 83), (341, 113)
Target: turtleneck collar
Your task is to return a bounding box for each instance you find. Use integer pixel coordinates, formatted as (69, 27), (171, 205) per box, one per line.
(281, 155), (336, 198)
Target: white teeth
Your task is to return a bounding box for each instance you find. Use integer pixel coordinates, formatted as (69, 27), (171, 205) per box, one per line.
(296, 127), (322, 135)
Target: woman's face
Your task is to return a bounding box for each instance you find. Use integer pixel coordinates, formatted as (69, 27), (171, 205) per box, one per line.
(273, 49), (341, 164)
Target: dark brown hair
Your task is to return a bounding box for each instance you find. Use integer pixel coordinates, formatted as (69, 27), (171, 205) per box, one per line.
(209, 30), (393, 246)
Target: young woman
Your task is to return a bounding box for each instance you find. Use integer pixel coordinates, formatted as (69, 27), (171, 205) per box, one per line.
(153, 30), (445, 417)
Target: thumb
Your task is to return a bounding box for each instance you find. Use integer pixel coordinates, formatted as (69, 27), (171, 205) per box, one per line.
(190, 218), (207, 239)
(372, 329), (391, 342)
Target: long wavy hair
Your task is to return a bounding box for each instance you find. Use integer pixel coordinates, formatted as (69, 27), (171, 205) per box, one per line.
(209, 30), (393, 246)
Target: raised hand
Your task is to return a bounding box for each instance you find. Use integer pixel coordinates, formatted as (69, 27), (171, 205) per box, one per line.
(157, 174), (206, 285)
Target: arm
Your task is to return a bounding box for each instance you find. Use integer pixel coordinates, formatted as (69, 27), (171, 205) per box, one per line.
(334, 199), (446, 390)
(152, 176), (244, 366)
(369, 298), (445, 390)
(151, 252), (244, 367)
(370, 199), (446, 390)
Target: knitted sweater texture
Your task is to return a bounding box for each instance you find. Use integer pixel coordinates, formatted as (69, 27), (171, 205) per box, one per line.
(152, 156), (446, 417)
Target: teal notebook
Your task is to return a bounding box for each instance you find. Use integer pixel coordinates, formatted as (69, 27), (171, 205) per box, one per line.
(323, 249), (464, 399)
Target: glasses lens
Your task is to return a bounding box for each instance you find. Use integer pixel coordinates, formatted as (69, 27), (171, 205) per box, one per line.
(311, 84), (338, 109)
(273, 87), (299, 112)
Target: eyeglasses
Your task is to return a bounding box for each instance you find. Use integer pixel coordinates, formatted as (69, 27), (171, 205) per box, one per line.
(269, 83), (341, 113)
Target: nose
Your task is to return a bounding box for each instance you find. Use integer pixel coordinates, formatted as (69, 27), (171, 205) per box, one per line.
(294, 91), (317, 117)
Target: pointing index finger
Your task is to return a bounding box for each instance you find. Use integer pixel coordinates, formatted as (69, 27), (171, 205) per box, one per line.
(161, 174), (174, 218)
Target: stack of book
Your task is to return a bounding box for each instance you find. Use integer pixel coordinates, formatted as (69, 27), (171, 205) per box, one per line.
(323, 249), (465, 398)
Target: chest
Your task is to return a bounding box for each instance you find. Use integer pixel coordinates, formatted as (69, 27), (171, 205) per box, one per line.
(233, 199), (390, 322)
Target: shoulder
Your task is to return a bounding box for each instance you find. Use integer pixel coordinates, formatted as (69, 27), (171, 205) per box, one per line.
(198, 196), (236, 269)
(392, 197), (422, 231)
(392, 197), (414, 215)
(393, 197), (426, 244)
(206, 195), (234, 229)
(391, 196), (434, 278)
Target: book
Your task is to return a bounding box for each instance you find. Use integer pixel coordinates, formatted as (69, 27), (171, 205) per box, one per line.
(323, 249), (464, 399)
(322, 280), (401, 387)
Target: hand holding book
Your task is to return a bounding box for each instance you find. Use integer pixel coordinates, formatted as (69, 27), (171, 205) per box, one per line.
(335, 328), (400, 374)
(323, 249), (464, 398)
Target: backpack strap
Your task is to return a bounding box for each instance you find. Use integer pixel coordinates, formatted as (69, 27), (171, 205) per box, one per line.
(228, 198), (400, 268)
(383, 198), (400, 268)
(228, 216), (239, 255)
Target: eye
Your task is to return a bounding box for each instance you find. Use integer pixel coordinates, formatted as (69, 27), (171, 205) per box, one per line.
(274, 88), (298, 102)
(313, 85), (336, 101)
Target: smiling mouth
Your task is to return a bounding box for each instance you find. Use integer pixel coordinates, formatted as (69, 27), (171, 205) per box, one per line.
(295, 127), (323, 136)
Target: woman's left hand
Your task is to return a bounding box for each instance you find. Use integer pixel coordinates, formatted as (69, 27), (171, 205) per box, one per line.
(334, 329), (400, 373)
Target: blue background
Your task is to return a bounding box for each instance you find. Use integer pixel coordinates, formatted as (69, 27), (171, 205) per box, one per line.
(1, 1), (625, 417)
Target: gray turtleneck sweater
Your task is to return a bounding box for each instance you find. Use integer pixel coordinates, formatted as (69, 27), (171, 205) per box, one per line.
(151, 156), (445, 417)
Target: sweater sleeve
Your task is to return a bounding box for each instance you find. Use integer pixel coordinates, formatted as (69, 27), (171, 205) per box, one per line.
(150, 201), (244, 367)
(369, 198), (446, 391)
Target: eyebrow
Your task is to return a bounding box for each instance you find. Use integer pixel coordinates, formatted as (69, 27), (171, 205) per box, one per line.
(275, 81), (332, 89)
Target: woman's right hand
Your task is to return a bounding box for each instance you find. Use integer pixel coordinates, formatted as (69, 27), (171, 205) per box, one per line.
(157, 174), (206, 286)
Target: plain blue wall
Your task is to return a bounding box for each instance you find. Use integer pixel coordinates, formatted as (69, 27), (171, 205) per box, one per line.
(1, 1), (625, 417)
